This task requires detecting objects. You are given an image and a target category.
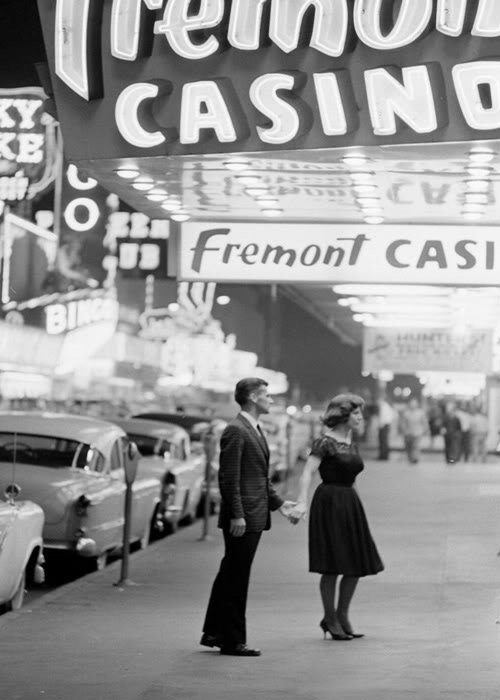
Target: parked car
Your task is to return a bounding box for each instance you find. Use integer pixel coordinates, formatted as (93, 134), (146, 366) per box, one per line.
(112, 418), (206, 533)
(0, 412), (161, 572)
(131, 412), (212, 450)
(0, 484), (45, 611)
(131, 413), (226, 515)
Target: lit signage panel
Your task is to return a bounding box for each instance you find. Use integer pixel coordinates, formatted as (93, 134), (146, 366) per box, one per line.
(36, 0), (500, 160)
(178, 222), (500, 285)
(363, 327), (493, 374)
(0, 87), (58, 200)
(116, 237), (169, 278)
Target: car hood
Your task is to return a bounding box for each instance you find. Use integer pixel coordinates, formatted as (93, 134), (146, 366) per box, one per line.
(0, 462), (96, 525)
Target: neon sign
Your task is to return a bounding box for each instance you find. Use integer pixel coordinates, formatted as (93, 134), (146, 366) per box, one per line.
(0, 87), (58, 199)
(37, 0), (500, 156)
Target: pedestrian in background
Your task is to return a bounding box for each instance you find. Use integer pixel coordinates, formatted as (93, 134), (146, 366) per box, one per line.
(456, 403), (472, 462)
(399, 398), (428, 464)
(469, 408), (489, 462)
(376, 396), (394, 461)
(289, 394), (384, 641)
(201, 377), (296, 657)
(442, 402), (462, 464)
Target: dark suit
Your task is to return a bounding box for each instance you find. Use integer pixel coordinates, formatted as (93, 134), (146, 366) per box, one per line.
(203, 414), (284, 648)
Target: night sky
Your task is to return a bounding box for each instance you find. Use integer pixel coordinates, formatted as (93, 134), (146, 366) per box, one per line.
(1, 1), (47, 88)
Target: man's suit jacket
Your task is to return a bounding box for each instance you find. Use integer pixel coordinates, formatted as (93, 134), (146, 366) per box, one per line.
(217, 414), (284, 533)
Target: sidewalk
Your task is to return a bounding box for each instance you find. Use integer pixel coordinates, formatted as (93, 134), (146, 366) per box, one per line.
(2, 455), (500, 700)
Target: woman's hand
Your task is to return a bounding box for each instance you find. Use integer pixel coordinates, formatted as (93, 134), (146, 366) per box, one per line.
(288, 502), (307, 525)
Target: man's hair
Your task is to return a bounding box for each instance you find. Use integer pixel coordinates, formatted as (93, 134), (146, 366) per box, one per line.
(234, 377), (268, 407)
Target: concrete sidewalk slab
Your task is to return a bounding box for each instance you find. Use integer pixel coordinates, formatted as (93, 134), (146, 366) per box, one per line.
(2, 458), (500, 700)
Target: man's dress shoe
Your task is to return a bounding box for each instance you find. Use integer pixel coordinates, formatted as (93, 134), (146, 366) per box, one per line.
(200, 633), (222, 649)
(220, 644), (261, 656)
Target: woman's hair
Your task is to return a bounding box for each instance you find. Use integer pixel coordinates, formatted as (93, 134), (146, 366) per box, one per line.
(321, 393), (365, 429)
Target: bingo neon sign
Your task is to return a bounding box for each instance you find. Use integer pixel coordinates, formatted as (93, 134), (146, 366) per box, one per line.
(43, 0), (500, 152)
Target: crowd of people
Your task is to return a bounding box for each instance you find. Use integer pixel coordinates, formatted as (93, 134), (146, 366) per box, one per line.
(369, 397), (490, 465)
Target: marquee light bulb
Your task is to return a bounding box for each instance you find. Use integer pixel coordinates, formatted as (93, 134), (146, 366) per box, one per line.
(350, 172), (374, 183)
(468, 149), (496, 163)
(171, 213), (190, 222)
(364, 216), (384, 224)
(466, 166), (492, 177)
(341, 154), (369, 166)
(132, 180), (154, 191)
(464, 193), (488, 204)
(245, 187), (269, 196)
(352, 184), (378, 195)
(223, 160), (250, 171)
(235, 175), (262, 185)
(262, 208), (283, 216)
(114, 168), (140, 179)
(464, 179), (490, 192)
(147, 193), (168, 202)
(356, 197), (380, 206)
(216, 295), (231, 305)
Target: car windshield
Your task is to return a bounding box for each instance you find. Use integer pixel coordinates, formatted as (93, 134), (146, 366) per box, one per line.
(0, 431), (102, 470)
(127, 433), (171, 458)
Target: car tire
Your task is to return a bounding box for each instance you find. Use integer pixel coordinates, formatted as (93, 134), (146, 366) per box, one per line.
(8, 569), (26, 611)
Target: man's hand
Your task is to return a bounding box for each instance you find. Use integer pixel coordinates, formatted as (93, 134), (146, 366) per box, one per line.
(229, 517), (246, 537)
(279, 500), (297, 519)
(287, 502), (307, 525)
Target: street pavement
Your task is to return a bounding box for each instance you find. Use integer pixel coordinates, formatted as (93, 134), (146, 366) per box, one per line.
(2, 453), (500, 700)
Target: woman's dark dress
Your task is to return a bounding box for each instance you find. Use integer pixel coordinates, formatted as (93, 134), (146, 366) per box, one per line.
(309, 435), (384, 576)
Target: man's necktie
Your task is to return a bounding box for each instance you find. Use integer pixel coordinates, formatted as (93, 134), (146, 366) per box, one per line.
(256, 424), (269, 452)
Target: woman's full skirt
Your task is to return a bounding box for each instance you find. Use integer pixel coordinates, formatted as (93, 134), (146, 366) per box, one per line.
(309, 483), (384, 576)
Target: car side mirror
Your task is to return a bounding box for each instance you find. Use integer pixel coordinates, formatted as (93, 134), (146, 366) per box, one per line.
(5, 483), (21, 504)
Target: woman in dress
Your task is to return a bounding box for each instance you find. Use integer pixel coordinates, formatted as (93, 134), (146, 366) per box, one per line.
(290, 394), (384, 641)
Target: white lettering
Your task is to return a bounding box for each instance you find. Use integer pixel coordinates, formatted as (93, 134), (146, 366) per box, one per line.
(365, 65), (437, 136)
(180, 81), (237, 144)
(111, 0), (163, 61)
(436, 0), (468, 37)
(17, 134), (44, 164)
(472, 0), (500, 37)
(313, 73), (347, 135)
(67, 163), (97, 190)
(46, 297), (118, 334)
(55, 0), (92, 100)
(228, 0), (267, 51)
(115, 83), (166, 148)
(250, 73), (300, 145)
(452, 61), (500, 130)
(354, 0), (432, 50)
(64, 197), (100, 232)
(270, 0), (348, 57)
(154, 0), (224, 59)
(13, 99), (42, 129)
(0, 100), (16, 128)
(0, 134), (16, 161)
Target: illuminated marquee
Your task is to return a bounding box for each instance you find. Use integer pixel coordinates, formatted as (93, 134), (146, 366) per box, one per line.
(0, 87), (58, 199)
(179, 222), (500, 285)
(37, 0), (500, 156)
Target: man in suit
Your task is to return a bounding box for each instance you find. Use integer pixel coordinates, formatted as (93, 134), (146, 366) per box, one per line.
(201, 377), (296, 656)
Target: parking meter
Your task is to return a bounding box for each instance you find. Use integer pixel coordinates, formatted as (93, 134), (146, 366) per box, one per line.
(115, 440), (140, 587)
(123, 441), (139, 485)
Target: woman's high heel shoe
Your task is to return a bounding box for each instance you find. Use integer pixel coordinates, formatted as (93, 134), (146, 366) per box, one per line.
(339, 622), (364, 639)
(319, 619), (352, 641)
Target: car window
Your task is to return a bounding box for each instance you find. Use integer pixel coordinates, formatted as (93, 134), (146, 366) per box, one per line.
(0, 431), (100, 469)
(110, 440), (123, 471)
(127, 433), (171, 458)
